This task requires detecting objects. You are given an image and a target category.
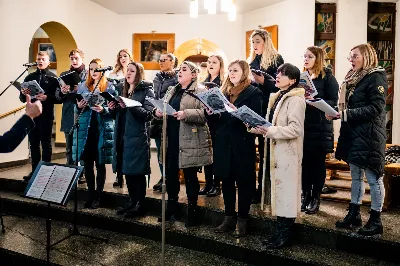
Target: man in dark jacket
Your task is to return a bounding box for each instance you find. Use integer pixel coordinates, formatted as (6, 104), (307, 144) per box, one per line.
(0, 95), (42, 153)
(19, 51), (60, 181)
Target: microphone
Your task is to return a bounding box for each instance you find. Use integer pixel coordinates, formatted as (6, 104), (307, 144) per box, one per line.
(23, 62), (38, 67)
(94, 66), (113, 72)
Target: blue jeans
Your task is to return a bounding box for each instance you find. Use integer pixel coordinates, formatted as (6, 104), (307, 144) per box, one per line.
(154, 137), (163, 175)
(349, 163), (385, 212)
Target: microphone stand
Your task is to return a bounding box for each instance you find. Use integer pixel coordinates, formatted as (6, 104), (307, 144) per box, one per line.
(0, 66), (30, 97)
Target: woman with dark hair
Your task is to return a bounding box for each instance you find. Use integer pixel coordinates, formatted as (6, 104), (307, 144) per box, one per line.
(199, 54), (225, 197)
(330, 43), (387, 236)
(249, 63), (305, 249)
(248, 29), (284, 204)
(153, 61), (212, 227)
(108, 62), (154, 217)
(151, 53), (178, 192)
(210, 59), (262, 237)
(301, 46), (339, 214)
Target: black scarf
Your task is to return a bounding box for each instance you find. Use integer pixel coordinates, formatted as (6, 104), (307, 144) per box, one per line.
(70, 63), (86, 74)
(269, 87), (294, 123)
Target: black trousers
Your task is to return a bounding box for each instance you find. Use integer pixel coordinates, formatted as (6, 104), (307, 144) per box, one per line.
(257, 135), (265, 191)
(28, 118), (53, 173)
(219, 173), (255, 219)
(302, 150), (327, 197)
(126, 175), (147, 203)
(83, 156), (106, 201)
(204, 163), (219, 187)
(64, 132), (73, 165)
(166, 167), (199, 203)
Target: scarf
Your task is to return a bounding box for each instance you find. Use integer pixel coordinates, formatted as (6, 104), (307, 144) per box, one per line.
(269, 87), (294, 122)
(228, 79), (251, 103)
(338, 66), (384, 111)
(70, 63), (86, 74)
(160, 70), (176, 80)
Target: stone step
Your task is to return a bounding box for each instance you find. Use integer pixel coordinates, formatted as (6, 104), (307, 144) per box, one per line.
(321, 189), (371, 205)
(0, 191), (398, 266)
(325, 179), (371, 193)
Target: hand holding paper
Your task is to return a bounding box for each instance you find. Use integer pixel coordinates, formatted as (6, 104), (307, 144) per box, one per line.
(306, 98), (339, 116)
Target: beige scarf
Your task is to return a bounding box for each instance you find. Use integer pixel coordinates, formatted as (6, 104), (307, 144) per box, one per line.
(228, 79), (251, 103)
(338, 67), (384, 111)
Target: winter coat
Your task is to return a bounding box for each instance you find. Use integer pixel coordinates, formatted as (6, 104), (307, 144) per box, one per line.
(335, 71), (388, 177)
(55, 69), (88, 132)
(111, 81), (155, 176)
(210, 85), (263, 179)
(72, 82), (116, 165)
(304, 68), (339, 153)
(0, 115), (35, 153)
(162, 81), (213, 168)
(19, 68), (60, 121)
(265, 88), (306, 218)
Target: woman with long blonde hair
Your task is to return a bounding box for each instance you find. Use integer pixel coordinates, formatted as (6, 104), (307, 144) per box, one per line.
(73, 58), (117, 209)
(248, 28), (284, 204)
(109, 48), (133, 81)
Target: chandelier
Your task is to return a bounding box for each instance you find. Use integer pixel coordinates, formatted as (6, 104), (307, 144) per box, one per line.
(190, 0), (237, 21)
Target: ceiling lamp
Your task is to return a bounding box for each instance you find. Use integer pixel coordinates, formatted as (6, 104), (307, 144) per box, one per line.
(190, 0), (198, 18)
(190, 0), (236, 21)
(221, 0), (230, 12)
(207, 0), (217, 14)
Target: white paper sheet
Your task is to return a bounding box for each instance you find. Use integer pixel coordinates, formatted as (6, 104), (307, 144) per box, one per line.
(41, 166), (77, 204)
(147, 98), (176, 116)
(118, 96), (142, 108)
(25, 165), (55, 199)
(306, 98), (339, 116)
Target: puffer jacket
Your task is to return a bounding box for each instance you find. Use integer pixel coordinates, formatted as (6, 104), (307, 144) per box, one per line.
(72, 82), (116, 164)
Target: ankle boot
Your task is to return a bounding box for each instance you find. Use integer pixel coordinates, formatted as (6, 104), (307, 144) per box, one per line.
(336, 203), (362, 228)
(267, 217), (295, 249)
(301, 192), (311, 212)
(214, 216), (237, 233)
(185, 201), (198, 227)
(358, 209), (383, 236)
(305, 194), (321, 215)
(153, 178), (163, 192)
(113, 173), (123, 187)
(116, 199), (136, 215)
(158, 198), (178, 222)
(198, 185), (212, 195)
(233, 218), (247, 238)
(206, 185), (221, 197)
(125, 201), (145, 218)
(262, 216), (284, 245)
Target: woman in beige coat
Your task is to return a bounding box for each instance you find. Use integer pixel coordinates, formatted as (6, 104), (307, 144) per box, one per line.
(154, 61), (212, 227)
(250, 63), (305, 249)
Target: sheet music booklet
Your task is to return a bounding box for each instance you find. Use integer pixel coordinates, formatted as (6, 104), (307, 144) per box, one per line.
(20, 80), (45, 98)
(298, 71), (318, 98)
(24, 162), (84, 206)
(306, 98), (339, 116)
(100, 92), (142, 108)
(195, 87), (230, 114)
(230, 105), (272, 128)
(146, 98), (176, 116)
(57, 71), (81, 88)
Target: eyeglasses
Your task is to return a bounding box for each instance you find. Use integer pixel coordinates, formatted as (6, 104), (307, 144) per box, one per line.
(347, 55), (360, 61)
(158, 59), (171, 63)
(302, 55), (315, 60)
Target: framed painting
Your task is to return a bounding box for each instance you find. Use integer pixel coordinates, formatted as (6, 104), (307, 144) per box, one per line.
(33, 38), (57, 69)
(132, 33), (175, 70)
(245, 25), (278, 59)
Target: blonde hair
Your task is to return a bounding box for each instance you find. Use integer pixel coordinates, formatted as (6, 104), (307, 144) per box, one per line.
(248, 29), (279, 70)
(37, 51), (50, 58)
(351, 43), (378, 69)
(122, 62), (145, 97)
(221, 59), (251, 95)
(204, 54), (225, 85)
(86, 58), (108, 92)
(113, 49), (133, 75)
(304, 46), (326, 79)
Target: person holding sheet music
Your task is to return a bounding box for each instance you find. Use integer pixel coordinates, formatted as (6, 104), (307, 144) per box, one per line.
(209, 59), (262, 237)
(72, 58), (116, 209)
(108, 62), (155, 217)
(301, 46), (339, 215)
(109, 49), (133, 188)
(153, 61), (212, 227)
(249, 63), (305, 249)
(19, 51), (60, 182)
(248, 29), (284, 204)
(151, 53), (178, 193)
(199, 54), (225, 197)
(56, 49), (88, 170)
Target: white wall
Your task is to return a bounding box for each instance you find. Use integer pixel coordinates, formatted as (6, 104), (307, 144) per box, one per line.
(243, 0), (315, 69)
(0, 0), (120, 163)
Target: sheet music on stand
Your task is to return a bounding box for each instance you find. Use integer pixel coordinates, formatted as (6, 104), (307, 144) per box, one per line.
(24, 162), (84, 206)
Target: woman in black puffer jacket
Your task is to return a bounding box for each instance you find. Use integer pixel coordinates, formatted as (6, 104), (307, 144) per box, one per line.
(301, 46), (339, 215)
(328, 43), (387, 237)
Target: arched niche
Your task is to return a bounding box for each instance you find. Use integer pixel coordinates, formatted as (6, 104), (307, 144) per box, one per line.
(174, 39), (228, 68)
(32, 22), (77, 145)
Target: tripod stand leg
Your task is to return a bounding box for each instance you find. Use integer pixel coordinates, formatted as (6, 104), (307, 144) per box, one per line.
(1, 197), (5, 233)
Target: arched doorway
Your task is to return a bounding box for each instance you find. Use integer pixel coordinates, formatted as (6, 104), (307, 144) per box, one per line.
(29, 22), (77, 145)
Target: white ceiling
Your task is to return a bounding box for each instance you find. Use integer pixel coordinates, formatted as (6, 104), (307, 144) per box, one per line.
(89, 0), (286, 15)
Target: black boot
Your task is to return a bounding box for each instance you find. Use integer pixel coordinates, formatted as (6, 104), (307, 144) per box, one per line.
(116, 199), (136, 215)
(158, 198), (178, 222)
(358, 209), (383, 236)
(262, 216), (284, 245)
(301, 192), (311, 212)
(198, 185), (212, 195)
(125, 201), (145, 218)
(267, 217), (295, 249)
(233, 218), (247, 238)
(335, 203), (362, 228)
(305, 194), (321, 215)
(185, 201), (197, 227)
(206, 185), (221, 197)
(113, 173), (124, 188)
(214, 216), (237, 233)
(153, 178), (163, 192)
